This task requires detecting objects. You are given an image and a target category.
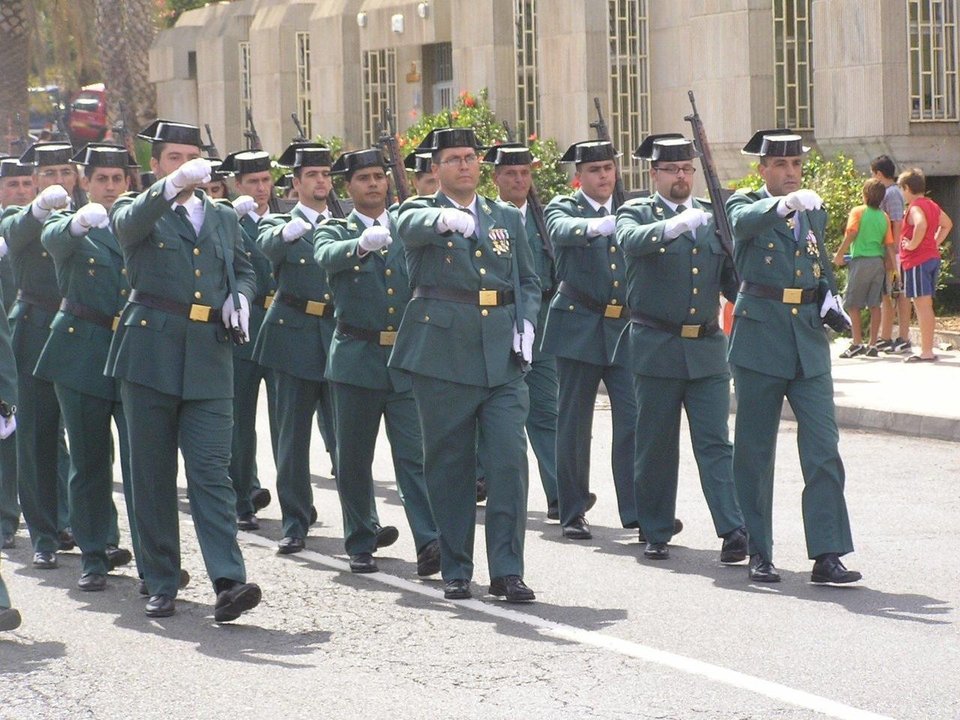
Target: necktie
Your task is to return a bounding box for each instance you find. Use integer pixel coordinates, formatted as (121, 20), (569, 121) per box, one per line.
(174, 205), (196, 239)
(676, 203), (687, 213)
(597, 206), (608, 217)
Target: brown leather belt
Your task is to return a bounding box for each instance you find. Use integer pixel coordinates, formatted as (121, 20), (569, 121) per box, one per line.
(739, 281), (817, 304)
(629, 310), (720, 339)
(557, 281), (626, 319)
(128, 289), (220, 322)
(275, 291), (332, 318)
(336, 321), (397, 346)
(59, 299), (120, 331)
(413, 286), (515, 306)
(16, 290), (60, 315)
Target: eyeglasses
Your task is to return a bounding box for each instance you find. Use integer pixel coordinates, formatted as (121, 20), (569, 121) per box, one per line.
(655, 165), (697, 176)
(438, 154), (479, 167)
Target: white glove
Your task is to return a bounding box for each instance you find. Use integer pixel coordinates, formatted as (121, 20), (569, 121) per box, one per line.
(820, 289), (851, 323)
(0, 237), (7, 258)
(0, 414), (16, 440)
(358, 225), (392, 253)
(168, 158), (213, 192)
(778, 189), (823, 215)
(663, 207), (712, 239)
(587, 215), (617, 237)
(232, 195), (257, 217)
(281, 217), (313, 243)
(512, 319), (536, 364)
(221, 293), (251, 342)
(436, 207), (476, 237)
(69, 202), (110, 236)
(32, 184), (70, 220)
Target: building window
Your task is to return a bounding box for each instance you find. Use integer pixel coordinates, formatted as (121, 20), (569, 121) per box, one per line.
(608, 0), (650, 192)
(296, 31), (312, 139)
(513, 0), (540, 140)
(433, 43), (453, 112)
(773, 0), (813, 130)
(239, 41), (252, 136)
(908, 0), (959, 121)
(362, 49), (397, 146)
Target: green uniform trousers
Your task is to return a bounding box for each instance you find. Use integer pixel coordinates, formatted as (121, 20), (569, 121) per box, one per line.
(634, 374), (743, 544)
(230, 357), (279, 516)
(56, 384), (141, 576)
(524, 355), (559, 513)
(120, 380), (246, 598)
(17, 371), (63, 552)
(273, 370), (335, 539)
(730, 365), (854, 561)
(411, 373), (529, 582)
(331, 382), (438, 556)
(0, 436), (18, 538)
(555, 358), (638, 528)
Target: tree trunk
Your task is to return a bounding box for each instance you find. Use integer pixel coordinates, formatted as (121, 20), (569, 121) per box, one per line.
(0, 0), (31, 155)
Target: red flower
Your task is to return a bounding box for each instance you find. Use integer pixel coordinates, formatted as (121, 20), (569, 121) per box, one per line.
(570, 177), (581, 189)
(464, 96), (476, 108)
(528, 133), (538, 141)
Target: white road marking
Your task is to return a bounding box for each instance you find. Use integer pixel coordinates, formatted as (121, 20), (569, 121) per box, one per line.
(239, 532), (894, 720)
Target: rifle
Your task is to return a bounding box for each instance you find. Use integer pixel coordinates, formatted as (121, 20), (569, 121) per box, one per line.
(378, 108), (410, 203)
(684, 90), (739, 283)
(244, 108), (262, 151)
(291, 112), (344, 217)
(204, 124), (221, 159)
(10, 112), (28, 156)
(290, 112), (308, 143)
(589, 97), (626, 209)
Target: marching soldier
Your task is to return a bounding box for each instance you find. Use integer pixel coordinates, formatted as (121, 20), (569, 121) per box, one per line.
(391, 127), (540, 602)
(484, 143), (560, 518)
(0, 283), (19, 631)
(404, 151), (438, 197)
(37, 144), (139, 591)
(725, 129), (860, 585)
(218, 150), (279, 529)
(542, 141), (639, 539)
(617, 134), (747, 562)
(106, 119), (262, 621)
(314, 148), (440, 575)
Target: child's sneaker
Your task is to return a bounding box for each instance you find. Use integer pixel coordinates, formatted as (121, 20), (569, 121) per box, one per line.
(839, 343), (865, 358)
(891, 337), (912, 352)
(863, 345), (879, 357)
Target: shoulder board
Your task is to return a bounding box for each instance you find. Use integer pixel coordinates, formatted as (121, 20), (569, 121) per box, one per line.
(621, 196), (654, 208)
(212, 198), (234, 208)
(319, 217), (349, 227)
(119, 191), (138, 200)
(695, 196), (712, 208)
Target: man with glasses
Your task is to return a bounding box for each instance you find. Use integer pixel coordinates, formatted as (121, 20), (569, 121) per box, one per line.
(391, 127), (540, 602)
(617, 134), (746, 563)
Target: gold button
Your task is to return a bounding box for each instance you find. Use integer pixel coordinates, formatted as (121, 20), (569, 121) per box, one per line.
(613, 280), (620, 287)
(324, 293), (331, 300)
(659, 248), (666, 254)
(387, 288), (395, 295)
(158, 243), (164, 248)
(299, 258), (306, 264)
(388, 307), (396, 314)
(346, 251), (353, 258)
(121, 268), (127, 275)
(447, 241), (454, 248)
(121, 289), (128, 296)
(692, 248), (699, 255)
(353, 265), (360, 271)
(692, 268), (699, 275)
(68, 326), (75, 333)
(423, 315), (429, 321)
(387, 325), (394, 331)
(194, 291), (201, 299)
(791, 308), (799, 316)
(385, 269), (392, 276)
(768, 242), (775, 249)
(475, 250), (482, 257)
(88, 257), (95, 264)
(481, 309), (489, 317)
(193, 248), (200, 256)
(610, 263), (617, 270)
(41, 251), (48, 257)
(575, 228), (583, 235)
(796, 270), (802, 277)
(689, 308), (696, 315)
(692, 288), (699, 295)
(279, 318), (284, 324)
(796, 250), (801, 257)
(140, 319), (147, 326)
(479, 268), (486, 275)
(609, 246), (617, 253)
(568, 305), (575, 310)
(195, 269), (201, 277)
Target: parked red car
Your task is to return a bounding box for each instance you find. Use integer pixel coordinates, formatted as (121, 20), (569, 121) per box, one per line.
(67, 83), (109, 143)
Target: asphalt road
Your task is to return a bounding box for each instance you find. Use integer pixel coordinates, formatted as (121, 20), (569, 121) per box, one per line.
(0, 395), (956, 720)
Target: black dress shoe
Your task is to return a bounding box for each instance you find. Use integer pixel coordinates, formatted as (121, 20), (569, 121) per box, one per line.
(638, 518), (683, 543)
(33, 551), (58, 569)
(137, 569), (191, 596)
(213, 582), (262, 623)
(145, 594), (176, 618)
(237, 513), (260, 531)
(644, 542), (669, 560)
(416, 539), (441, 577)
(720, 527), (748, 564)
(78, 573), (107, 592)
(309, 505), (318, 525)
(748, 554), (781, 583)
(106, 545), (133, 570)
(562, 516), (591, 540)
(2, 534), (14, 549)
(277, 536), (305, 555)
(443, 579), (471, 599)
(250, 488), (272, 511)
(476, 476), (487, 503)
(489, 575), (536, 602)
(349, 552), (378, 573)
(811, 554), (862, 585)
(374, 524), (399, 550)
(57, 528), (76, 551)
(546, 506), (560, 521)
(0, 607), (22, 632)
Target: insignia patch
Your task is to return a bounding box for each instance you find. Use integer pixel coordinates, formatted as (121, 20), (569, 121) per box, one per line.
(764, 256), (773, 265)
(805, 230), (820, 260)
(489, 228), (511, 255)
(812, 263), (821, 278)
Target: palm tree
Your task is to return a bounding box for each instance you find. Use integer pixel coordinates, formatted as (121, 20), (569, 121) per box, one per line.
(0, 0), (31, 153)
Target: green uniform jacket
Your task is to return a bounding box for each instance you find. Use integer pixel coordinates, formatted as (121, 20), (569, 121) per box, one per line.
(233, 213), (275, 360)
(0, 290), (16, 405)
(541, 191), (628, 366)
(36, 213), (130, 401)
(616, 194), (737, 379)
(314, 209), (411, 392)
(105, 181), (256, 399)
(725, 190), (835, 380)
(253, 206), (334, 382)
(0, 205), (62, 372)
(390, 192), (540, 388)
(521, 206), (557, 363)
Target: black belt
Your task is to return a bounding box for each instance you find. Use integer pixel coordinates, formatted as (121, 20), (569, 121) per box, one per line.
(542, 285), (557, 303)
(275, 291), (333, 318)
(557, 281), (627, 319)
(629, 310), (720, 339)
(59, 299), (120, 331)
(16, 290), (60, 315)
(413, 286), (515, 306)
(739, 282), (817, 304)
(336, 321), (397, 346)
(128, 289), (220, 323)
